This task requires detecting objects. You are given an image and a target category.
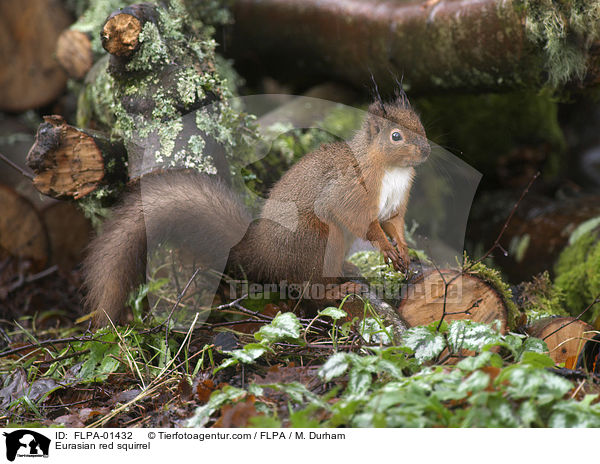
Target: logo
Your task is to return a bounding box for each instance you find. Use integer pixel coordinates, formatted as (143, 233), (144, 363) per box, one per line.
(3, 430), (50, 461)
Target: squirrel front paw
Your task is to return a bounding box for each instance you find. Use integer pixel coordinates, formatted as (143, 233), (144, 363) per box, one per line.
(382, 246), (403, 271)
(382, 243), (410, 273)
(396, 243), (410, 271)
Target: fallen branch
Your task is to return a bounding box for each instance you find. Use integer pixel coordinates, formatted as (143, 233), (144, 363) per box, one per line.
(230, 0), (600, 93)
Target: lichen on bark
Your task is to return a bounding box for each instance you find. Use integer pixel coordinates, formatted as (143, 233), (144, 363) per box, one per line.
(76, 0), (256, 183)
(518, 0), (600, 86)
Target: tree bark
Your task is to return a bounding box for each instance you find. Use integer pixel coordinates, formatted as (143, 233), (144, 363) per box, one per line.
(26, 115), (127, 200)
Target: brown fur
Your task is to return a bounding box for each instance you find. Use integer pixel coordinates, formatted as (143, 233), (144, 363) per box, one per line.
(83, 96), (429, 326)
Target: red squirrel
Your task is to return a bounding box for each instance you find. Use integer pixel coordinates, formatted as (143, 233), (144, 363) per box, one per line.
(83, 92), (430, 326)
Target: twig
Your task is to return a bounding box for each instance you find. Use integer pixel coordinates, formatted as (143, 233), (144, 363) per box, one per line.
(164, 266), (202, 347)
(464, 171), (540, 272)
(0, 151), (34, 180)
(0, 335), (101, 358)
(432, 172), (540, 332)
(6, 265), (59, 293)
(42, 397), (97, 409)
(34, 349), (90, 366)
(542, 294), (600, 341)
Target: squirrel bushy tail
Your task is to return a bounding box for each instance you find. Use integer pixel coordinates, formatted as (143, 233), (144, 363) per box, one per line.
(83, 171), (252, 326)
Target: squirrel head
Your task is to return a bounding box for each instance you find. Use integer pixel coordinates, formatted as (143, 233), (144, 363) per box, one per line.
(363, 92), (430, 168)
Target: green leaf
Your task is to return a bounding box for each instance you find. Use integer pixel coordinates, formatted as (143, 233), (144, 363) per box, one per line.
(569, 216), (600, 245)
(347, 370), (372, 395)
(248, 415), (282, 428)
(318, 307), (347, 321)
(319, 352), (350, 381)
(230, 343), (268, 363)
(550, 395), (600, 427)
(254, 312), (301, 343)
(520, 337), (548, 357)
(457, 351), (503, 371)
(402, 326), (445, 363)
(213, 343), (270, 373)
(78, 335), (122, 381)
(499, 366), (572, 404)
(519, 351), (555, 368)
(258, 382), (324, 405)
(187, 386), (247, 427)
(447, 320), (500, 353)
(360, 318), (392, 344)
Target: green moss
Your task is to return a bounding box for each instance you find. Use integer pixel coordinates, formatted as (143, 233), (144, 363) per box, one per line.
(77, 56), (119, 132)
(517, 271), (569, 323)
(554, 229), (600, 323)
(415, 91), (565, 179)
(555, 230), (597, 276)
(348, 251), (408, 288)
(518, 0), (600, 86)
(463, 254), (520, 329)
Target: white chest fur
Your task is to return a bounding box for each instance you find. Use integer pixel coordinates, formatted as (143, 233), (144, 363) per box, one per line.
(378, 167), (413, 221)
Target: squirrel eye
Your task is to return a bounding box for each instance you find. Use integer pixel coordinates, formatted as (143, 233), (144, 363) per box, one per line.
(390, 130), (403, 142)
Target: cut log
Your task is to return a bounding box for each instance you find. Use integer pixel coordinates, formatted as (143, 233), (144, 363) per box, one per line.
(101, 3), (159, 57)
(41, 202), (93, 271)
(527, 317), (593, 366)
(56, 29), (94, 80)
(26, 115), (127, 200)
(0, 185), (49, 269)
(0, 0), (71, 111)
(398, 269), (510, 333)
(102, 3), (161, 58)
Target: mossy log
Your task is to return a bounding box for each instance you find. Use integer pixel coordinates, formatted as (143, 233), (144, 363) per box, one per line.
(230, 0), (600, 93)
(0, 0), (72, 111)
(397, 269), (512, 333)
(26, 115), (127, 200)
(0, 185), (49, 270)
(527, 317), (593, 366)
